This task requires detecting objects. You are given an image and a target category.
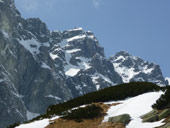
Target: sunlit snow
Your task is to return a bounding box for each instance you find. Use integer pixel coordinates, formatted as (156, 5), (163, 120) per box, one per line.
(67, 35), (86, 42)
(41, 62), (51, 70)
(103, 91), (164, 128)
(67, 27), (83, 32)
(45, 95), (62, 101)
(66, 49), (81, 54)
(15, 116), (59, 128)
(65, 68), (80, 77)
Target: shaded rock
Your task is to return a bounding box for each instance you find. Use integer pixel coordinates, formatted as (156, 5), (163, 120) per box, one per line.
(141, 110), (159, 122)
(142, 114), (159, 122)
(158, 109), (170, 120)
(159, 123), (170, 128)
(108, 114), (131, 125)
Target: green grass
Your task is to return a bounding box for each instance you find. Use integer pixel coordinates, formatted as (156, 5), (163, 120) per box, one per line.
(61, 104), (103, 122)
(33, 82), (161, 120)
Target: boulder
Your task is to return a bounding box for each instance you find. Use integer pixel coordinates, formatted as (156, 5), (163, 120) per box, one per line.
(141, 110), (159, 122)
(108, 114), (131, 125)
(142, 115), (158, 122)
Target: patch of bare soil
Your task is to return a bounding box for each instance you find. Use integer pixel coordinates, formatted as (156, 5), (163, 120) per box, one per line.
(46, 103), (125, 128)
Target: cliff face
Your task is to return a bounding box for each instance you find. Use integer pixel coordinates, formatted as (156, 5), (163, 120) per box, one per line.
(0, 0), (168, 127)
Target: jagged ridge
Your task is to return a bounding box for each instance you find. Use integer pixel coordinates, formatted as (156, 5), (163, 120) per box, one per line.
(0, 0), (168, 127)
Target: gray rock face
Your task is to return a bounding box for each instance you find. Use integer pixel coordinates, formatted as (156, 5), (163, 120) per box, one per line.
(108, 114), (131, 125)
(0, 66), (27, 127)
(0, 1), (122, 127)
(141, 109), (170, 123)
(141, 110), (159, 122)
(165, 77), (170, 85)
(110, 51), (167, 86)
(0, 0), (168, 127)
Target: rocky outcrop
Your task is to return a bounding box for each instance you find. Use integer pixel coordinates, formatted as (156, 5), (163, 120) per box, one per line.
(165, 77), (170, 85)
(108, 114), (131, 125)
(141, 110), (159, 122)
(141, 109), (170, 123)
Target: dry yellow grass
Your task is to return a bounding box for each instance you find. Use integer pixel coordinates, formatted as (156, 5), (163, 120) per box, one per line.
(46, 103), (125, 128)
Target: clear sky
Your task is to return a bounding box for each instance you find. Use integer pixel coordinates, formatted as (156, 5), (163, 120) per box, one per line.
(15, 0), (170, 77)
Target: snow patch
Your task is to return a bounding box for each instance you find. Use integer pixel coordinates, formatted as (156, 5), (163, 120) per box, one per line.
(2, 30), (9, 39)
(16, 109), (24, 118)
(49, 52), (60, 60)
(65, 68), (80, 77)
(67, 27), (83, 32)
(15, 116), (59, 128)
(113, 63), (139, 83)
(58, 39), (68, 48)
(18, 38), (49, 58)
(96, 85), (100, 90)
(12, 92), (24, 98)
(0, 79), (4, 83)
(75, 57), (91, 70)
(66, 49), (81, 54)
(18, 39), (40, 55)
(67, 35), (86, 42)
(103, 91), (164, 128)
(92, 76), (99, 84)
(91, 73), (115, 90)
(143, 65), (154, 74)
(41, 62), (51, 70)
(45, 95), (62, 101)
(27, 111), (39, 120)
(114, 56), (125, 62)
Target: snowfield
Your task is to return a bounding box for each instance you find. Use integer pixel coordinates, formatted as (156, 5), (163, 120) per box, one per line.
(15, 116), (59, 128)
(103, 91), (165, 128)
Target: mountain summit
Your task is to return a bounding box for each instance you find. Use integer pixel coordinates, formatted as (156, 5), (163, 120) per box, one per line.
(0, 1), (168, 127)
(110, 51), (167, 86)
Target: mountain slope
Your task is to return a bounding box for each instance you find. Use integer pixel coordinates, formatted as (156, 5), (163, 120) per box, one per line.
(0, 0), (169, 127)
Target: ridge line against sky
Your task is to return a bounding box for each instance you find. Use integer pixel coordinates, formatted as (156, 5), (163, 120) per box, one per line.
(14, 0), (170, 77)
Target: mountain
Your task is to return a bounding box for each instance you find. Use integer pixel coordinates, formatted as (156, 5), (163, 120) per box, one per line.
(165, 77), (170, 85)
(0, 0), (168, 127)
(110, 51), (167, 86)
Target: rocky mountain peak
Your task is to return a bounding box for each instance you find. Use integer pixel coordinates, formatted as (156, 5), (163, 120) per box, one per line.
(114, 50), (130, 57)
(165, 77), (170, 85)
(0, 1), (168, 127)
(110, 51), (166, 86)
(59, 27), (105, 58)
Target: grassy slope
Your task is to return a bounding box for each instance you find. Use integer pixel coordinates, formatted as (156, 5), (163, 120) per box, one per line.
(8, 82), (162, 128)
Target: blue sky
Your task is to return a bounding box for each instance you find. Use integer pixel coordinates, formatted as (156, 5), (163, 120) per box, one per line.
(15, 0), (170, 77)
